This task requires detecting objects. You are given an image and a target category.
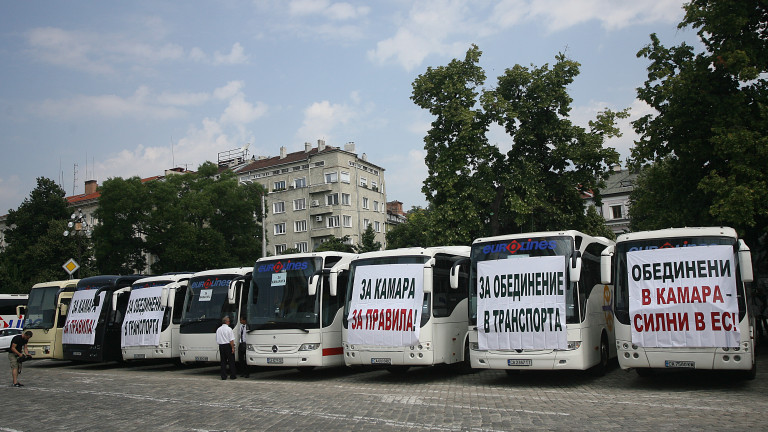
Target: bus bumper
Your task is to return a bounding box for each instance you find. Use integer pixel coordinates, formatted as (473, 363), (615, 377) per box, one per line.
(470, 346), (592, 370)
(247, 344), (343, 367)
(179, 347), (219, 364)
(616, 338), (753, 371)
(26, 343), (56, 360)
(343, 343), (435, 367)
(122, 346), (174, 361)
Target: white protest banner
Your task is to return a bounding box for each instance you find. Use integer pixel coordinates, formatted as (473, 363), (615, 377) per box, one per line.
(346, 263), (424, 347)
(627, 245), (739, 348)
(62, 290), (106, 345)
(121, 286), (165, 347)
(477, 256), (567, 350)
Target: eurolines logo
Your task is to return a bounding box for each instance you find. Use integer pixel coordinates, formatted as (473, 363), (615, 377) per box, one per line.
(257, 260), (308, 273)
(189, 278), (232, 289)
(482, 238), (557, 255)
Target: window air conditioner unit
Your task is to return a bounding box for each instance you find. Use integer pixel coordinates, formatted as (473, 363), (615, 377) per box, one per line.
(315, 215), (323, 222)
(311, 200), (319, 207)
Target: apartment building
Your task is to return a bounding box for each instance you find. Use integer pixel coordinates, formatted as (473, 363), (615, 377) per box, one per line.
(235, 140), (387, 254)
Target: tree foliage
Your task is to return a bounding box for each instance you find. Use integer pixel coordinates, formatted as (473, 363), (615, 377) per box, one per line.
(0, 178), (95, 292)
(385, 207), (434, 249)
(629, 0), (768, 249)
(314, 236), (355, 253)
(356, 223), (382, 253)
(411, 45), (622, 245)
(94, 162), (265, 274)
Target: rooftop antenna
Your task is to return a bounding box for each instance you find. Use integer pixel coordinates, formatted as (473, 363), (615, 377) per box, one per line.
(171, 136), (175, 168)
(73, 163), (79, 195)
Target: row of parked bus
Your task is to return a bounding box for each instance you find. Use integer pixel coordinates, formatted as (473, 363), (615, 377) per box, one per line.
(17, 226), (757, 379)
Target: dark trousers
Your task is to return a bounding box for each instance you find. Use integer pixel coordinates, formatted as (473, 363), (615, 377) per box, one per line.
(219, 344), (236, 379)
(238, 343), (249, 376)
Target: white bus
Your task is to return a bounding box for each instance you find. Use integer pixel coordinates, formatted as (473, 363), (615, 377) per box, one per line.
(601, 227), (756, 379)
(244, 252), (353, 370)
(23, 280), (78, 359)
(464, 231), (615, 375)
(178, 268), (251, 365)
(121, 273), (193, 362)
(0, 293), (28, 330)
(342, 247), (471, 373)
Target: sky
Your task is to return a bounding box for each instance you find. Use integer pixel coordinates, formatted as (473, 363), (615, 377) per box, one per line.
(0, 0), (699, 215)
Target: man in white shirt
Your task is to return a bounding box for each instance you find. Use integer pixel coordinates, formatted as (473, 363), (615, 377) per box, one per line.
(216, 316), (237, 380)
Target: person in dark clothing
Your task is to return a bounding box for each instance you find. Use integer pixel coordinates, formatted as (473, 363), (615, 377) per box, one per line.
(238, 316), (249, 378)
(8, 331), (32, 387)
(216, 316), (237, 380)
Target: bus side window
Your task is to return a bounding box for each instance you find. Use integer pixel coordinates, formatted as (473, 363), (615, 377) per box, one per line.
(58, 298), (71, 328)
(172, 287), (186, 324)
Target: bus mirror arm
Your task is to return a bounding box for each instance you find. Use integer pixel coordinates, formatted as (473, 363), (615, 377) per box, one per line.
(59, 303), (68, 316)
(228, 277), (246, 305)
(569, 251), (582, 283)
(600, 245), (615, 285)
(308, 270), (325, 296)
(738, 240), (754, 283)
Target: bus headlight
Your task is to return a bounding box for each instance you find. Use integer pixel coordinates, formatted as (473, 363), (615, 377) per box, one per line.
(299, 343), (319, 351)
(567, 341), (581, 350)
(43, 345), (51, 354)
(470, 343), (479, 350)
(247, 344), (255, 351)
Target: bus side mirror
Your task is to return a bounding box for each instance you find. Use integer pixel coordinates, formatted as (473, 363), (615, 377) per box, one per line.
(450, 258), (470, 290)
(738, 240), (754, 283)
(111, 293), (118, 311)
(329, 271), (338, 297)
(59, 303), (68, 316)
(308, 271), (322, 296)
(569, 251), (582, 282)
(161, 286), (171, 307)
(93, 294), (100, 307)
(601, 245), (614, 285)
(228, 280), (241, 305)
(16, 305), (26, 317)
(423, 266), (434, 294)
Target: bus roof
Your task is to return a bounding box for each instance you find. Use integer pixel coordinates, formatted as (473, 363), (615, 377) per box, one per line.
(351, 246), (470, 261)
(471, 230), (612, 247)
(189, 267), (252, 278)
(31, 279), (80, 290)
(256, 251), (354, 263)
(76, 275), (145, 291)
(616, 227), (738, 243)
(132, 273), (192, 287)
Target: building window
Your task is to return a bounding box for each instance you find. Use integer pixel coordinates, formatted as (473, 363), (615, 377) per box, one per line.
(295, 220), (307, 232)
(360, 177), (368, 188)
(314, 161), (325, 167)
(362, 197), (369, 209)
(294, 198), (306, 211)
(294, 177), (306, 188)
(373, 201), (379, 212)
(326, 193), (339, 206)
(372, 180), (378, 192)
(325, 172), (338, 183)
(295, 242), (308, 253)
(343, 215), (352, 227)
(327, 215), (340, 228)
(363, 218), (370, 228)
(341, 193), (350, 205)
(374, 221), (381, 232)
(611, 205), (623, 219)
(273, 180), (286, 191)
(274, 223), (286, 235)
(341, 171), (350, 183)
(275, 244), (287, 254)
(273, 201), (285, 214)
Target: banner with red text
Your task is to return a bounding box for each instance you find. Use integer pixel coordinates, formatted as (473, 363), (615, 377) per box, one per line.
(627, 245), (739, 347)
(346, 263), (423, 347)
(477, 256), (567, 350)
(121, 286), (165, 348)
(62, 290), (106, 345)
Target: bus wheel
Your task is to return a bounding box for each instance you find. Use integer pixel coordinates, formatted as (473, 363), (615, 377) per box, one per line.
(453, 343), (474, 374)
(386, 366), (409, 374)
(590, 334), (609, 377)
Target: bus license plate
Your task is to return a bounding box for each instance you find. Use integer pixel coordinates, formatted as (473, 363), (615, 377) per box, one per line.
(195, 356), (208, 361)
(28, 351), (36, 356)
(665, 360), (695, 368)
(267, 358), (283, 364)
(371, 358), (391, 365)
(73, 351), (82, 356)
(508, 359), (532, 366)
(134, 354), (145, 359)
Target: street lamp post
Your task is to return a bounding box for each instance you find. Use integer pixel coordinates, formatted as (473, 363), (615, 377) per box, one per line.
(63, 209), (91, 278)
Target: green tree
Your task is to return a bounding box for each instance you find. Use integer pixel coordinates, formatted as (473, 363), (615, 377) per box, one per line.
(314, 236), (355, 253)
(356, 223), (382, 253)
(0, 178), (93, 292)
(385, 207), (434, 249)
(629, 0), (768, 249)
(412, 45), (623, 245)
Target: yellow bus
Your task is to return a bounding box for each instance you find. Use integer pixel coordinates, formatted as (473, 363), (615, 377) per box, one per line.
(23, 280), (79, 359)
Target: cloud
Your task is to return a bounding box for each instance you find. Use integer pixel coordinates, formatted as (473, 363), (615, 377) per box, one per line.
(25, 23), (249, 74)
(296, 98), (360, 142)
(36, 86), (191, 121)
(369, 0), (686, 70)
(288, 0), (370, 20)
(380, 149), (428, 209)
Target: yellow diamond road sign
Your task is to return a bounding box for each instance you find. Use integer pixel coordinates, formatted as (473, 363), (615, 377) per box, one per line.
(63, 258), (80, 275)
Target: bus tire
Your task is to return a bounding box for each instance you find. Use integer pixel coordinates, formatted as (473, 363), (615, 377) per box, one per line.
(453, 342), (474, 374)
(590, 333), (609, 377)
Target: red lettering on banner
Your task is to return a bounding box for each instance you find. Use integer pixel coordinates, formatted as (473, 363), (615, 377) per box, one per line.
(694, 312), (705, 331)
(711, 312), (722, 331)
(712, 285), (724, 303)
(642, 289), (651, 305)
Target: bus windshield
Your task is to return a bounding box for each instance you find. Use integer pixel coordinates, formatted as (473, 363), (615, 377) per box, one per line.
(470, 236), (578, 325)
(614, 236), (742, 325)
(180, 274), (239, 333)
(24, 286), (59, 329)
(248, 258), (322, 330)
(344, 256), (431, 328)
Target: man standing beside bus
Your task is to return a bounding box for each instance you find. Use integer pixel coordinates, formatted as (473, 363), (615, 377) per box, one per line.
(238, 316), (249, 378)
(216, 317), (236, 380)
(9, 331), (32, 387)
